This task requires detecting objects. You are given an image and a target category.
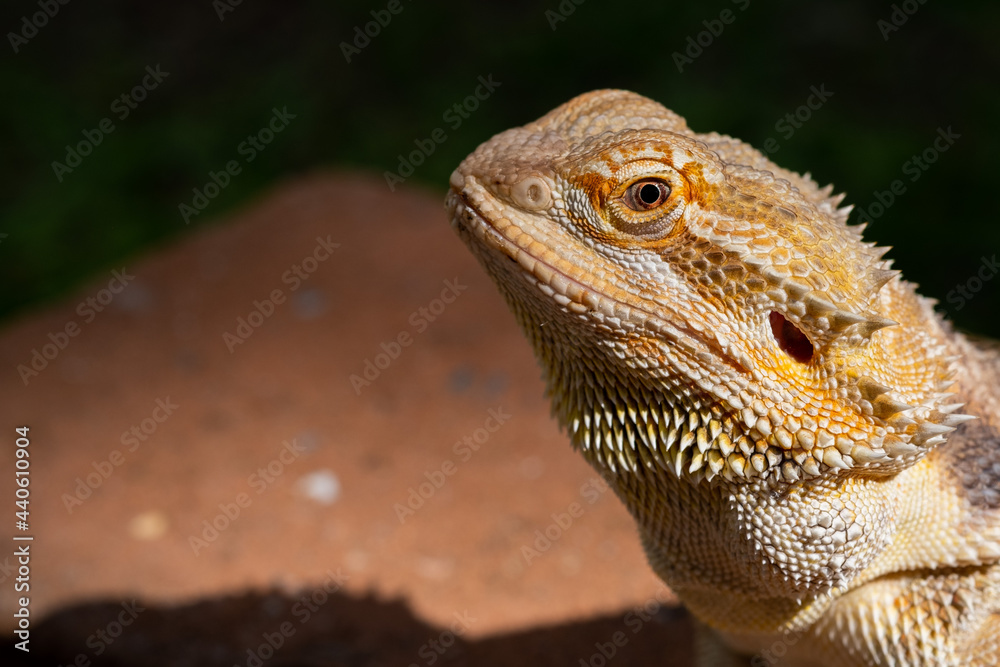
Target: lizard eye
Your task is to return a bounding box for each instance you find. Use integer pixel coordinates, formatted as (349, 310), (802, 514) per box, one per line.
(606, 173), (685, 239)
(622, 179), (671, 211)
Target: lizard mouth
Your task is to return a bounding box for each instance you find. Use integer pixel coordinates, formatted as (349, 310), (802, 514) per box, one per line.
(447, 191), (521, 266)
(447, 187), (748, 375)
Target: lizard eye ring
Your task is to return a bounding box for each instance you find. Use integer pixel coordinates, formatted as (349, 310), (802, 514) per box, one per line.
(608, 174), (685, 238)
(622, 179), (671, 211)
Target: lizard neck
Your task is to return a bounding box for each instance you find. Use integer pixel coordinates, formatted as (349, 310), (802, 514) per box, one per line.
(546, 348), (901, 634)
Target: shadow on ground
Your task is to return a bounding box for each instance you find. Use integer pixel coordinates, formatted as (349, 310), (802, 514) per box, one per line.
(5, 587), (694, 666)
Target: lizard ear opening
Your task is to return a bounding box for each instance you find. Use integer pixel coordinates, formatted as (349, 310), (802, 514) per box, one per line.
(770, 311), (814, 363)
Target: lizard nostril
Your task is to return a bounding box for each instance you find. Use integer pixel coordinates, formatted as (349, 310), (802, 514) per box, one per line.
(770, 311), (814, 363)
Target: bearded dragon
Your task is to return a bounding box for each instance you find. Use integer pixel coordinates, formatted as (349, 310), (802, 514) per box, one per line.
(446, 90), (1000, 666)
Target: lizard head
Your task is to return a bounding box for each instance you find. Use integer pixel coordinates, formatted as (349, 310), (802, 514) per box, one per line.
(447, 89), (970, 485)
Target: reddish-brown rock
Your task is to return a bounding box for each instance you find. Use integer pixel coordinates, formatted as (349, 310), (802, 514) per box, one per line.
(0, 173), (691, 665)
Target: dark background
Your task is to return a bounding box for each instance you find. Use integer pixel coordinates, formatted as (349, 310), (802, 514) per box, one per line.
(2, 0), (998, 335)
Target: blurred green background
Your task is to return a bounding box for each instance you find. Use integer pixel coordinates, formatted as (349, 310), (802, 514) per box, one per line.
(2, 0), (998, 335)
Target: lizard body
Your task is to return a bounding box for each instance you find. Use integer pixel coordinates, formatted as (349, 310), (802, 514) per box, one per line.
(446, 90), (1000, 666)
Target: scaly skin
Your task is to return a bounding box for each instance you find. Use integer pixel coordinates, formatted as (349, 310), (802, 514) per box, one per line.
(446, 90), (1000, 666)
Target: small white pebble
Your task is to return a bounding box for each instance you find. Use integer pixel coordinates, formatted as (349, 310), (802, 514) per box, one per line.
(129, 510), (168, 541)
(296, 469), (341, 505)
(344, 548), (369, 572)
(559, 551), (583, 576)
(415, 556), (454, 581)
